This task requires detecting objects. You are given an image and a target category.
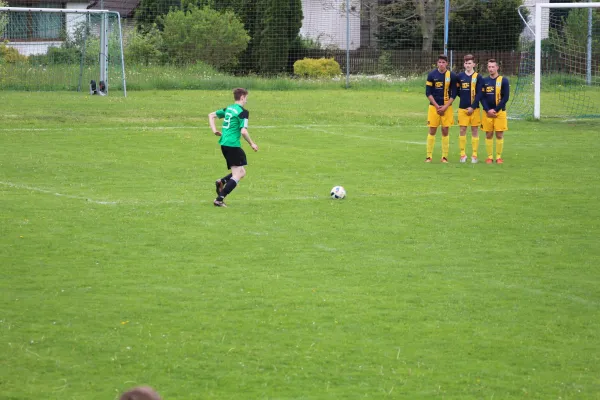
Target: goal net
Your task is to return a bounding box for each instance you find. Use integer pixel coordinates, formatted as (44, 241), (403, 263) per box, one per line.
(0, 7), (126, 96)
(512, 2), (600, 119)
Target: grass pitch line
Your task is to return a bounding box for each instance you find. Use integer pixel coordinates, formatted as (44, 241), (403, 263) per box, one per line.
(0, 123), (425, 134)
(0, 126), (194, 133)
(298, 125), (425, 145)
(0, 181), (117, 205)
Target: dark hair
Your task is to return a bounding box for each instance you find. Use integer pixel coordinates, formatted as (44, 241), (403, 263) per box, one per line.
(438, 54), (449, 62)
(119, 386), (162, 400)
(464, 54), (475, 62)
(487, 58), (498, 65)
(233, 87), (248, 101)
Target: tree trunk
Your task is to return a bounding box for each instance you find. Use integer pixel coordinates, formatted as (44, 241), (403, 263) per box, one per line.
(416, 0), (439, 52)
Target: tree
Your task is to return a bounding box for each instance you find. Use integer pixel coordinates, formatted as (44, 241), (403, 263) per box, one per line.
(197, 0), (302, 74)
(372, 0), (445, 51)
(374, 0), (528, 52)
(375, 0), (422, 50)
(447, 0), (527, 51)
(255, 0), (303, 73)
(416, 0), (441, 52)
(136, 0), (182, 32)
(160, 5), (249, 67)
(562, 8), (600, 54)
(0, 0), (8, 38)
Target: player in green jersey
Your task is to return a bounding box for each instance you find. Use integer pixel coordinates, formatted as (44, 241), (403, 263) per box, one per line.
(208, 88), (259, 207)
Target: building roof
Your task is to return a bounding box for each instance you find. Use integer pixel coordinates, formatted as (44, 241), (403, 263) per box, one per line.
(87, 0), (141, 18)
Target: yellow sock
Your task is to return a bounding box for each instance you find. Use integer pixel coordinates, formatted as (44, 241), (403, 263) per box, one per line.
(472, 137), (479, 157)
(496, 138), (504, 159)
(426, 134), (435, 158)
(486, 138), (494, 159)
(459, 135), (466, 157)
(442, 135), (449, 158)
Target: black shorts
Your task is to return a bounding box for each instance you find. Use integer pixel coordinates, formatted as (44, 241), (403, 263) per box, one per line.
(221, 145), (247, 169)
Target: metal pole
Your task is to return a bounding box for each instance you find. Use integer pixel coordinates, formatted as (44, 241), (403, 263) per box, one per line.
(346, 0), (350, 89)
(587, 5), (593, 85)
(444, 0), (449, 55)
(99, 12), (108, 93)
(534, 3), (542, 119)
(117, 12), (127, 97)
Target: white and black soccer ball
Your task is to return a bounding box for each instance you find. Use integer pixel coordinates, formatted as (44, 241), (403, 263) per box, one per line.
(330, 186), (346, 199)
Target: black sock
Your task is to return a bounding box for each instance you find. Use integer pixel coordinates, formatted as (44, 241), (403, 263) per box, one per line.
(219, 179), (237, 198)
(220, 173), (233, 184)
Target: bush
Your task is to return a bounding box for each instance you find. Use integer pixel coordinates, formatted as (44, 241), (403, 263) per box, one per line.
(0, 42), (28, 64)
(160, 5), (249, 68)
(293, 58), (341, 78)
(125, 26), (164, 65)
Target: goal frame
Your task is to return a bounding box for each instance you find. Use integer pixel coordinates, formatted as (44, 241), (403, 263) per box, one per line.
(531, 2), (600, 119)
(0, 6), (127, 96)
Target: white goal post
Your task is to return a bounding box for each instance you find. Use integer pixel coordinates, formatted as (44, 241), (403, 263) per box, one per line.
(0, 6), (127, 96)
(518, 2), (600, 119)
(534, 2), (599, 119)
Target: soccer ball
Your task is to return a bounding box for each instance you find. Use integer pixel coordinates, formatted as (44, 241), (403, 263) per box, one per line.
(330, 186), (346, 199)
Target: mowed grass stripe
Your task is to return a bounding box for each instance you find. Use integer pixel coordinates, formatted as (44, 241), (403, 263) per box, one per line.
(1, 90), (599, 400)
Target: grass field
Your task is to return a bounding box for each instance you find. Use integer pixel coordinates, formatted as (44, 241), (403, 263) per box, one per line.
(1, 90), (599, 400)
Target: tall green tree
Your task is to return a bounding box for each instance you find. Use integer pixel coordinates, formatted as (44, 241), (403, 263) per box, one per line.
(136, 0), (182, 32)
(376, 0), (422, 50)
(447, 0), (527, 51)
(255, 0), (303, 73)
(0, 0), (8, 38)
(153, 0), (303, 73)
(416, 0), (441, 52)
(375, 0), (527, 52)
(161, 5), (249, 67)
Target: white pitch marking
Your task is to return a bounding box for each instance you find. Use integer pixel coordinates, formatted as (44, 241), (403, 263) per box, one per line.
(0, 181), (118, 205)
(0, 123), (425, 132)
(2, 181), (571, 207)
(0, 126), (195, 132)
(298, 125), (425, 145)
(489, 280), (598, 306)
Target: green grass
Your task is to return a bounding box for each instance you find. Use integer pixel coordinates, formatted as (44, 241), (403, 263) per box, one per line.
(0, 63), (425, 92)
(1, 90), (599, 400)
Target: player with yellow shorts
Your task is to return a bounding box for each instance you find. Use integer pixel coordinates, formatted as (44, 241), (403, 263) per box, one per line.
(458, 108), (481, 127)
(424, 54), (458, 163)
(456, 55), (483, 163)
(481, 59), (510, 164)
(427, 105), (455, 128)
(481, 110), (508, 132)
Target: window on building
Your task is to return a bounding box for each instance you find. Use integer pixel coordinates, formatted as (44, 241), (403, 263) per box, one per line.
(5, 2), (66, 41)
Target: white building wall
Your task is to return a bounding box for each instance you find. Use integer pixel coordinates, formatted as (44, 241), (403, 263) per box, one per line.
(4, 2), (91, 56)
(300, 0), (361, 50)
(522, 0), (550, 41)
(66, 2), (91, 38)
(6, 41), (62, 56)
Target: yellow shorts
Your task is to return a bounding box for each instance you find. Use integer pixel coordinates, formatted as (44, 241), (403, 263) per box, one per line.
(427, 105), (454, 128)
(481, 110), (508, 132)
(458, 108), (481, 127)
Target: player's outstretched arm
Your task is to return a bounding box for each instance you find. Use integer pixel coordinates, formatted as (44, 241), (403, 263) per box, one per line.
(208, 112), (221, 136)
(241, 128), (258, 152)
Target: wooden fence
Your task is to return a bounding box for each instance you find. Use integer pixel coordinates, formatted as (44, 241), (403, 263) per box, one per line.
(290, 48), (600, 76)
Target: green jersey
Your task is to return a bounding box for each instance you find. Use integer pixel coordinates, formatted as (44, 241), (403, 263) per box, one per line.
(215, 103), (249, 147)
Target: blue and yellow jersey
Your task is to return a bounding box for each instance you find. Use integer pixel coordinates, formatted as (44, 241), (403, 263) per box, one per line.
(457, 71), (483, 109)
(425, 69), (458, 106)
(481, 75), (510, 112)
